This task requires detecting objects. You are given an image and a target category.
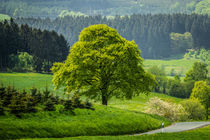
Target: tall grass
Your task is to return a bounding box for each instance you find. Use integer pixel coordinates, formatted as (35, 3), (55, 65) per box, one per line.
(0, 105), (170, 139)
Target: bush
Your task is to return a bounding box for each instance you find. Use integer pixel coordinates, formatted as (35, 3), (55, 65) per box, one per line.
(44, 99), (56, 111)
(55, 104), (64, 113)
(181, 99), (205, 120)
(84, 99), (93, 110)
(64, 100), (74, 111)
(0, 100), (4, 115)
(72, 93), (83, 108)
(146, 97), (188, 121)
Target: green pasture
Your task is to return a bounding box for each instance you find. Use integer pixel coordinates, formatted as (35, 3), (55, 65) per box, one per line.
(0, 13), (10, 21)
(27, 125), (210, 140)
(0, 105), (170, 139)
(144, 58), (209, 76)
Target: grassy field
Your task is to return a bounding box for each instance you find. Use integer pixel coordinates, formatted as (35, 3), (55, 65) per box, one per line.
(0, 72), (183, 112)
(27, 125), (210, 140)
(144, 58), (209, 76)
(0, 105), (170, 139)
(0, 13), (10, 21)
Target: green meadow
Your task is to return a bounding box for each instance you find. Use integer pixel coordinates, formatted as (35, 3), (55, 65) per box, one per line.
(27, 125), (210, 140)
(0, 72), (183, 112)
(0, 105), (170, 139)
(144, 58), (209, 76)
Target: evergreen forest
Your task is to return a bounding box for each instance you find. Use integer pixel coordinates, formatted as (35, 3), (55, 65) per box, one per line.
(15, 14), (210, 58)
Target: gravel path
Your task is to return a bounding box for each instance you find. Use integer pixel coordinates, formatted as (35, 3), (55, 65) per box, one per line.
(136, 121), (210, 135)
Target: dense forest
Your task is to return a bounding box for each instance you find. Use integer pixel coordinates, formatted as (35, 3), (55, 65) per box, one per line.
(0, 19), (69, 72)
(0, 0), (209, 18)
(15, 14), (210, 59)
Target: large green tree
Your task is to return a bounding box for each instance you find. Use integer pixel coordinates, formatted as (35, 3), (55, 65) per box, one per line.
(190, 81), (210, 119)
(51, 24), (156, 105)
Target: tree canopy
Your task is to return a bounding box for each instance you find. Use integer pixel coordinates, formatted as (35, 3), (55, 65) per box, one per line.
(184, 62), (208, 82)
(190, 81), (210, 119)
(51, 24), (156, 105)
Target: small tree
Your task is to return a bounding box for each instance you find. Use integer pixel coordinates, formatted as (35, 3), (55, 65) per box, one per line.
(147, 65), (167, 93)
(181, 99), (205, 120)
(184, 62), (208, 82)
(51, 24), (156, 105)
(190, 81), (210, 119)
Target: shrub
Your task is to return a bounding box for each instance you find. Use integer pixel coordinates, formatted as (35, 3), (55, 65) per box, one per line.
(181, 99), (205, 120)
(84, 99), (93, 110)
(8, 94), (27, 116)
(0, 100), (4, 115)
(146, 97), (188, 121)
(64, 100), (74, 111)
(44, 99), (56, 111)
(55, 104), (65, 113)
(72, 93), (83, 108)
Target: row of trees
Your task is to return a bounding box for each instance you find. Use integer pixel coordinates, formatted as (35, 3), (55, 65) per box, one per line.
(0, 18), (69, 72)
(15, 14), (210, 58)
(0, 0), (202, 18)
(148, 62), (209, 98)
(0, 85), (93, 117)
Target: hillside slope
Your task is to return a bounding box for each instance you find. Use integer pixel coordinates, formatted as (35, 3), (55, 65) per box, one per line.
(0, 0), (205, 18)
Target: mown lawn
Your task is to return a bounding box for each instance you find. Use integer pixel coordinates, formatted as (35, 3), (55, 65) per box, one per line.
(27, 125), (210, 140)
(0, 105), (170, 139)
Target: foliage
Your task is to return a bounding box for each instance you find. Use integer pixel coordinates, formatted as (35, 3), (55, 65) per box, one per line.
(0, 105), (170, 139)
(58, 10), (87, 18)
(147, 65), (167, 93)
(168, 77), (193, 98)
(0, 19), (69, 72)
(181, 99), (205, 120)
(0, 84), (94, 116)
(170, 32), (193, 54)
(0, 0), (200, 18)
(44, 99), (56, 111)
(0, 13), (10, 21)
(9, 52), (34, 72)
(184, 48), (210, 63)
(64, 100), (74, 111)
(190, 81), (210, 119)
(195, 0), (210, 15)
(51, 24), (156, 105)
(14, 14), (210, 59)
(146, 97), (188, 121)
(184, 62), (208, 82)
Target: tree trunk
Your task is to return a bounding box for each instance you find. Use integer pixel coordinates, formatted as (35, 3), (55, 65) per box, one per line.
(101, 87), (108, 105)
(102, 94), (108, 106)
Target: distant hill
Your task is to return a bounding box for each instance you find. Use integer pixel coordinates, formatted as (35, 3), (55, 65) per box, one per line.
(0, 0), (208, 18)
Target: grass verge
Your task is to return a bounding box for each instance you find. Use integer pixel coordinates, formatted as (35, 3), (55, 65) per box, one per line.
(25, 125), (210, 140)
(0, 105), (170, 139)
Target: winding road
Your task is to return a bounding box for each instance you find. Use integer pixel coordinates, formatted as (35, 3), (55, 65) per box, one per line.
(136, 121), (210, 135)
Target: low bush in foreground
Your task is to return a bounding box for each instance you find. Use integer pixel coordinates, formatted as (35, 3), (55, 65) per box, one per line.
(0, 105), (170, 139)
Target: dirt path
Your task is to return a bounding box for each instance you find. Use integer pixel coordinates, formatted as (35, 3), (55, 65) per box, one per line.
(136, 121), (210, 135)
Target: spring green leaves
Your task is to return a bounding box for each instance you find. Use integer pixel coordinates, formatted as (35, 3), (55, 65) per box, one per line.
(51, 24), (156, 105)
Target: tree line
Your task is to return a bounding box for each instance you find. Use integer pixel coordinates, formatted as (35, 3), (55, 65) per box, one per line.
(0, 0), (200, 18)
(15, 13), (210, 59)
(0, 18), (69, 72)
